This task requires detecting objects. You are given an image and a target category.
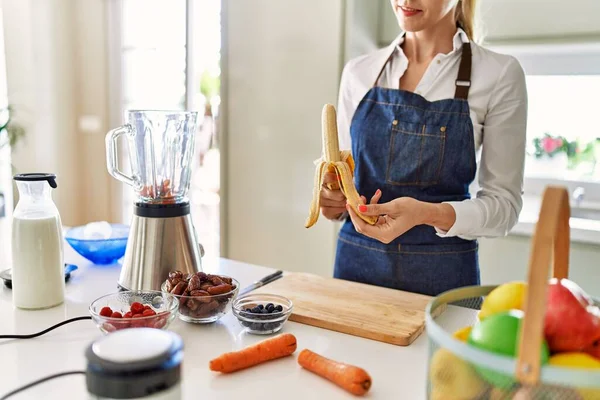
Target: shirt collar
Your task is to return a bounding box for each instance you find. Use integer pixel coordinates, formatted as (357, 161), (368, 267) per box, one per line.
(393, 27), (469, 53)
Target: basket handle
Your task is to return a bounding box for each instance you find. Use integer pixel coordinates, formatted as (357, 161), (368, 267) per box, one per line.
(516, 186), (570, 385)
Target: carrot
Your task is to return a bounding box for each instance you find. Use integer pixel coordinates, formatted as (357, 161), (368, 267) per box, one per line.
(209, 333), (297, 373)
(297, 349), (372, 396)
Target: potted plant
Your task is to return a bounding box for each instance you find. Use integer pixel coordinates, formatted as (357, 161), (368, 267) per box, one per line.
(0, 106), (25, 153)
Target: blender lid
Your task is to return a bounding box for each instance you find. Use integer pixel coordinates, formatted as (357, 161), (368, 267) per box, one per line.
(13, 173), (57, 188)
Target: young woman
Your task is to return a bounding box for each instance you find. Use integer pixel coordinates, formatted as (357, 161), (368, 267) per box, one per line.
(320, 0), (528, 296)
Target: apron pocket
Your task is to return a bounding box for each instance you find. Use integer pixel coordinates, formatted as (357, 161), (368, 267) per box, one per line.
(386, 121), (447, 186)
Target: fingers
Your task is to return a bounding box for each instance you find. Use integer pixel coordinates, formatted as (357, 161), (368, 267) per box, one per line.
(321, 187), (345, 202)
(358, 190), (381, 208)
(357, 201), (393, 216)
(346, 204), (369, 235)
(370, 189), (382, 205)
(347, 204), (395, 244)
(322, 171), (339, 184)
(321, 172), (345, 202)
(321, 206), (346, 220)
(320, 198), (346, 208)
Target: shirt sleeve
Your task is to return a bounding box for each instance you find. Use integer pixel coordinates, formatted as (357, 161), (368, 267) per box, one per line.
(337, 63), (353, 152)
(436, 56), (528, 239)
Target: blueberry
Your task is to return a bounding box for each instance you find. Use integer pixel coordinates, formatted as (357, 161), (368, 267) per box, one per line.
(251, 307), (261, 313)
(261, 308), (269, 314)
(245, 308), (253, 313)
(275, 305), (283, 312)
(257, 304), (264, 310)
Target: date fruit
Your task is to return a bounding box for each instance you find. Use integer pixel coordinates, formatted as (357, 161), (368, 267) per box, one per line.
(164, 270), (238, 320)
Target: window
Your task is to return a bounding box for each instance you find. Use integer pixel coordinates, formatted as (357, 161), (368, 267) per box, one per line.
(108, 0), (222, 257)
(490, 41), (600, 210)
(525, 75), (600, 181)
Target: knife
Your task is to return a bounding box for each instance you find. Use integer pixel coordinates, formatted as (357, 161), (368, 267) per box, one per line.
(239, 270), (283, 296)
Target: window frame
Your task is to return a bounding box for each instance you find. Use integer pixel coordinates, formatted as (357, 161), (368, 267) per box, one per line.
(488, 39), (600, 205)
(106, 0), (195, 223)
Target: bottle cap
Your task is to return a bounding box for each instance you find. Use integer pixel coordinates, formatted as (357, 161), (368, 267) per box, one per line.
(13, 173), (57, 188)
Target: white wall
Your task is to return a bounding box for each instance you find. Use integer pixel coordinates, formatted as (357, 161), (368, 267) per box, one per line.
(343, 0), (381, 63)
(223, 0), (346, 274)
(480, 236), (600, 297)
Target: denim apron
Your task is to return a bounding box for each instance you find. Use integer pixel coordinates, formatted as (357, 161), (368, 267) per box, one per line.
(334, 42), (479, 297)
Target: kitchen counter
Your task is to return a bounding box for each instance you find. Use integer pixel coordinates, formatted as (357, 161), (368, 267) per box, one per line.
(1, 244), (434, 400)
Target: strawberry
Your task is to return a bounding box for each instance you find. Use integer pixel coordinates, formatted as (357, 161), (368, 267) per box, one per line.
(99, 306), (113, 317)
(130, 302), (144, 314)
(142, 309), (157, 317)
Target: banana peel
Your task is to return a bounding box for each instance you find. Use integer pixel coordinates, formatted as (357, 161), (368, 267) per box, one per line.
(305, 104), (378, 228)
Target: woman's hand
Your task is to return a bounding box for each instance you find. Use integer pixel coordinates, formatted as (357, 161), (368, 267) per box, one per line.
(319, 172), (347, 220)
(346, 193), (457, 244)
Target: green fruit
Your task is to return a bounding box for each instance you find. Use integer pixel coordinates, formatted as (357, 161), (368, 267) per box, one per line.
(467, 310), (550, 389)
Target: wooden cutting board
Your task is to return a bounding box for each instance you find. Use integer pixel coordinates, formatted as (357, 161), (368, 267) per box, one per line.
(254, 272), (444, 346)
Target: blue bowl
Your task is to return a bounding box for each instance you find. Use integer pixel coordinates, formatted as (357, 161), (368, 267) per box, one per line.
(65, 223), (129, 265)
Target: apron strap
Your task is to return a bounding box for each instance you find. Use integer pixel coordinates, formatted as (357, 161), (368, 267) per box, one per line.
(373, 40), (473, 101)
(454, 42), (472, 100)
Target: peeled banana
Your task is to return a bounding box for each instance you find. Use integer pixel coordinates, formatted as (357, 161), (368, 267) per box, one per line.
(305, 104), (378, 228)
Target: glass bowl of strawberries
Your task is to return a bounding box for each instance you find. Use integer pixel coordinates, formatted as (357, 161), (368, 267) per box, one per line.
(89, 290), (179, 334)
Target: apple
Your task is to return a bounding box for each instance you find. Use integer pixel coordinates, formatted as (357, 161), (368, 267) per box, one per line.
(468, 310), (550, 389)
(544, 279), (600, 353)
(584, 340), (600, 360)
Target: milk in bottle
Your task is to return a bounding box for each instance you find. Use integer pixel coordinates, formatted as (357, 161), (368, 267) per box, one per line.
(11, 173), (64, 309)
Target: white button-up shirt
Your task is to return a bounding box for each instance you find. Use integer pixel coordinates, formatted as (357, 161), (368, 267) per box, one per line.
(337, 29), (528, 240)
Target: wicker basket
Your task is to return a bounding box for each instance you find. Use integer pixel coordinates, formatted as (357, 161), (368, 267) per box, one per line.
(425, 186), (600, 400)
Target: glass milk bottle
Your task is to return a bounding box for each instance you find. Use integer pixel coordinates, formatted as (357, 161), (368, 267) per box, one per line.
(11, 173), (64, 309)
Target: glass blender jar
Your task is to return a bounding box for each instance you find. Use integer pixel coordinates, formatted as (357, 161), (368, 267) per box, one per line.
(106, 110), (203, 291)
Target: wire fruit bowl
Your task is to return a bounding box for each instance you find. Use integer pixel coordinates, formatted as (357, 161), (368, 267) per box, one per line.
(425, 186), (600, 399)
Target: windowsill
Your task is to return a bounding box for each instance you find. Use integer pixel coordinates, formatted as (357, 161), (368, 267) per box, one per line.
(509, 195), (600, 245)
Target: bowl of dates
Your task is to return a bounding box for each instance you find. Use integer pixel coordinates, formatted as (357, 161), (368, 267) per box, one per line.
(161, 271), (239, 324)
(232, 294), (293, 335)
(89, 290), (178, 334)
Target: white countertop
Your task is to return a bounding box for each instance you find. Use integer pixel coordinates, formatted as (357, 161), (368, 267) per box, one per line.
(0, 244), (434, 400)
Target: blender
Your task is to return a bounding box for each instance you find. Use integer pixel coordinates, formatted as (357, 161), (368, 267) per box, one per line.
(105, 110), (203, 291)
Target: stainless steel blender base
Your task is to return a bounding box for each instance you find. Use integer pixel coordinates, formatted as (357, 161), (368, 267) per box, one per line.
(118, 211), (203, 291)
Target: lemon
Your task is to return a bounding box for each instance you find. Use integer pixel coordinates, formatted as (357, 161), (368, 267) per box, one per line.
(453, 325), (472, 342)
(550, 353), (600, 400)
(549, 352), (600, 369)
(479, 281), (527, 320)
(429, 348), (487, 399)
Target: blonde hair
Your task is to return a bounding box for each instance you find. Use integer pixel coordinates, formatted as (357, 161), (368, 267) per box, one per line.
(456, 0), (480, 43)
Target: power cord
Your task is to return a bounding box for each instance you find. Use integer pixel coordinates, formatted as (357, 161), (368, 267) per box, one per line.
(0, 316), (92, 339)
(0, 371), (85, 400)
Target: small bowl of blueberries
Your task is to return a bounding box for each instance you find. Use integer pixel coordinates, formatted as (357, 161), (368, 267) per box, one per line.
(232, 293), (293, 335)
